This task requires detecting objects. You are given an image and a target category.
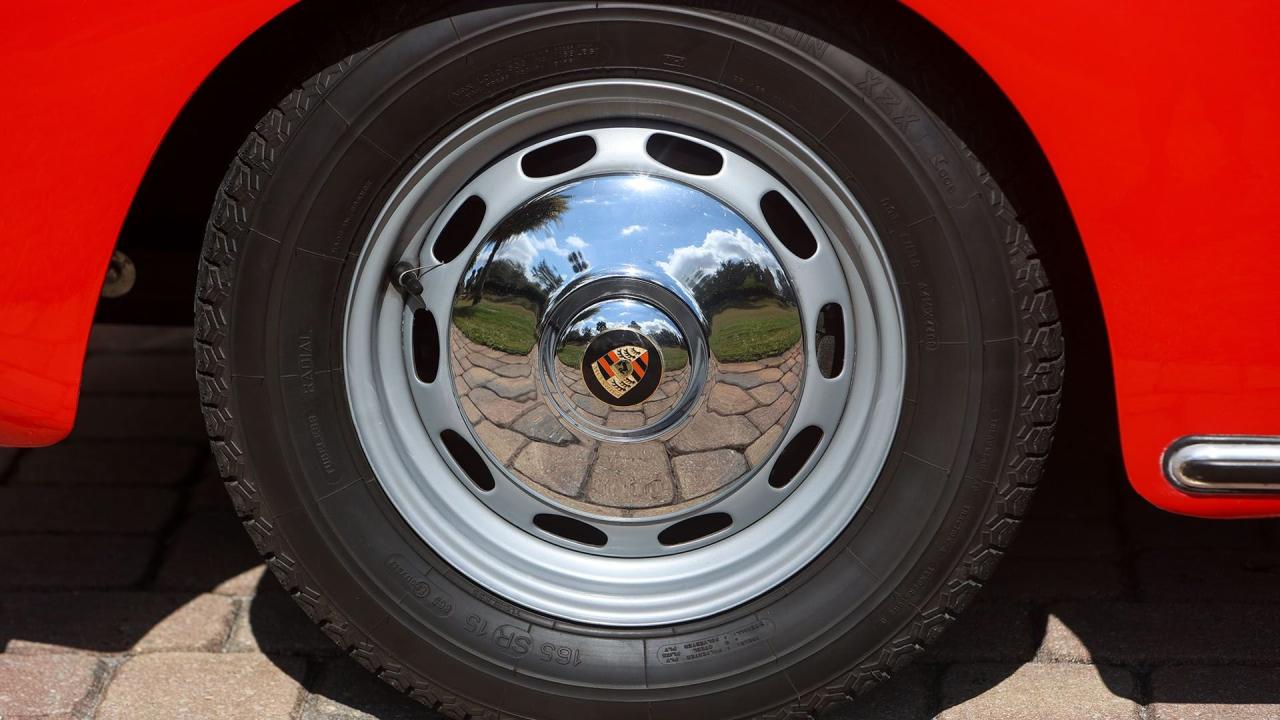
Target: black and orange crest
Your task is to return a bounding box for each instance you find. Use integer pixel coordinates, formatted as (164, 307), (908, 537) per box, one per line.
(591, 345), (650, 399)
(581, 331), (662, 407)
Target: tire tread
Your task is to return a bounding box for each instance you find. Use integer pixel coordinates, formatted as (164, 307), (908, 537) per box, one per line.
(194, 49), (496, 720)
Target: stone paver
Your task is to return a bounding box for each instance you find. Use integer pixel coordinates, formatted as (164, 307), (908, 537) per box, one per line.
(82, 353), (198, 396)
(1148, 666), (1280, 719)
(96, 653), (306, 720)
(86, 323), (190, 352)
(0, 447), (19, 478)
(780, 369), (800, 391)
(227, 588), (341, 657)
(449, 331), (793, 514)
(720, 370), (772, 389)
(1135, 547), (1280, 602)
(0, 654), (105, 719)
(1122, 500), (1267, 549)
(586, 443), (674, 508)
(0, 484), (180, 533)
(708, 383), (757, 414)
(746, 393), (794, 432)
(467, 387), (531, 426)
(924, 601), (1037, 664)
(0, 592), (236, 654)
(745, 425), (784, 467)
(511, 406), (575, 445)
(604, 409), (646, 430)
(11, 440), (200, 485)
(472, 421), (526, 464)
(1037, 602), (1280, 664)
(187, 461), (235, 513)
(484, 374), (537, 400)
(984, 557), (1126, 601)
(513, 441), (592, 496)
(461, 366), (499, 388)
(667, 413), (760, 453)
(70, 396), (206, 441)
(6, 323), (1280, 718)
(1006, 518), (1122, 559)
(153, 512), (266, 596)
(823, 665), (936, 720)
(939, 663), (1140, 719)
(459, 396), (483, 425)
(749, 381), (786, 405)
(0, 535), (154, 589)
(673, 449), (747, 500)
(301, 660), (425, 719)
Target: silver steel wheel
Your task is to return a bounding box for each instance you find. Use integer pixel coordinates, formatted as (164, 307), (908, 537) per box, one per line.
(344, 79), (905, 626)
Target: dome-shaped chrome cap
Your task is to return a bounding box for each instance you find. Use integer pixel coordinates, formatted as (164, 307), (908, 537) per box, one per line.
(549, 298), (693, 435)
(449, 174), (803, 518)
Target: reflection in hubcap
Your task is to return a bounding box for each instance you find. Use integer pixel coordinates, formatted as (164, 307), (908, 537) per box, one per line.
(449, 173), (803, 521)
(552, 297), (691, 431)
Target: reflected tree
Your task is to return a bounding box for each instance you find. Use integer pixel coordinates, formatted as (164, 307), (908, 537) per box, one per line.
(470, 192), (570, 305)
(690, 258), (785, 312)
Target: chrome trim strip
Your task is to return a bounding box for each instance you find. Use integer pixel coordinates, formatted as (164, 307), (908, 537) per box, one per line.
(1164, 435), (1280, 494)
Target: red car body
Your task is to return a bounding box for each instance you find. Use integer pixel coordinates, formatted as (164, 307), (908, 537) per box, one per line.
(2, 1), (1278, 518)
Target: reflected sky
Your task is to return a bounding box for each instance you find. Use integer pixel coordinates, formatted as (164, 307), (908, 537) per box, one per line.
(465, 175), (793, 306)
(564, 299), (682, 342)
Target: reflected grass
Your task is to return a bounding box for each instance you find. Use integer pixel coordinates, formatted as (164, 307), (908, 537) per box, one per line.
(452, 300), (537, 356)
(709, 302), (801, 363)
(557, 343), (586, 369)
(660, 347), (689, 372)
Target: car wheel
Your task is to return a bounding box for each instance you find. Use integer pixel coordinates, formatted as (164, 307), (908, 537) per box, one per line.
(195, 4), (1063, 717)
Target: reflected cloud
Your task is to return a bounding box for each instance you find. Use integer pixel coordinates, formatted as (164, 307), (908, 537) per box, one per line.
(495, 232), (576, 267)
(658, 228), (785, 289)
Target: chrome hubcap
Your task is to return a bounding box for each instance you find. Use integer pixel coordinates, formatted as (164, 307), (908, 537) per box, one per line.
(450, 170), (804, 531)
(344, 80), (905, 625)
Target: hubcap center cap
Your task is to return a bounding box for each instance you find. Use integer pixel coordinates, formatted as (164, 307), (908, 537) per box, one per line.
(563, 300), (680, 410)
(541, 287), (701, 442)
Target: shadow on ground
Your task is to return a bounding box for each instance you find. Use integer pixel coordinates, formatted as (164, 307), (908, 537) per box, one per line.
(1, 324), (1278, 718)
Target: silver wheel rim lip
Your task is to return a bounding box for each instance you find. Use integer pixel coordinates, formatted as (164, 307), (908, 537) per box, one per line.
(345, 79), (905, 626)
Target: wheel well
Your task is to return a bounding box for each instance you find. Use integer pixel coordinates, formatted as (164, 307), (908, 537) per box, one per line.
(105, 0), (458, 324)
(108, 0), (1117, 463)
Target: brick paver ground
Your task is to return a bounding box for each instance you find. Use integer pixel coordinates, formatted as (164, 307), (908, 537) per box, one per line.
(450, 328), (799, 516)
(1, 323), (1278, 719)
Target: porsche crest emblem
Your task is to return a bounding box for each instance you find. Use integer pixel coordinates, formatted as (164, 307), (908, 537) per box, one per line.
(590, 345), (650, 399)
(581, 330), (663, 407)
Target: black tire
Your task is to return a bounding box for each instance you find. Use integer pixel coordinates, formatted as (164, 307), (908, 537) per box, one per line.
(195, 4), (1062, 718)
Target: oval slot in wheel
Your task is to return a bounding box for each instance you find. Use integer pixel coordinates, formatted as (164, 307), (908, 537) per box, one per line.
(521, 135), (597, 178)
(431, 195), (486, 263)
(815, 303), (845, 379)
(645, 133), (724, 175)
(761, 190), (818, 259)
(768, 426), (824, 489)
(411, 309), (439, 383)
(658, 512), (733, 546)
(439, 429), (494, 491)
(533, 514), (608, 547)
